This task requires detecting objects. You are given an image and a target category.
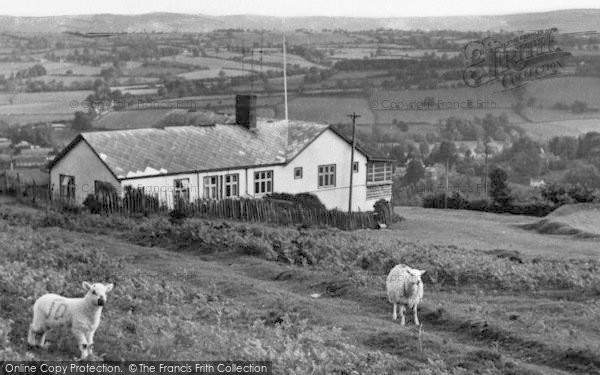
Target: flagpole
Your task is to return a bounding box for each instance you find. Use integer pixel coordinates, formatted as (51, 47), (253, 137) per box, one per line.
(283, 33), (288, 122)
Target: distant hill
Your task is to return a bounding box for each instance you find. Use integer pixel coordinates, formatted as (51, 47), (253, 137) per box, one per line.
(0, 9), (598, 33)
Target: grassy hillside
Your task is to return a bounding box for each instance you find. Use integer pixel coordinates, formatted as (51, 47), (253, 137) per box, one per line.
(521, 203), (600, 239)
(1, 198), (599, 373)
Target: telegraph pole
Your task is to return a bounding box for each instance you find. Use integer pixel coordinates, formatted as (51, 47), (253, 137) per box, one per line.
(347, 112), (361, 212)
(484, 142), (489, 196)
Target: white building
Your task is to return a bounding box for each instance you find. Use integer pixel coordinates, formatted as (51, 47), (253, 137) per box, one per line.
(49, 96), (393, 211)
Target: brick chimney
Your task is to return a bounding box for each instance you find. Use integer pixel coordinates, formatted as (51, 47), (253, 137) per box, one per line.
(235, 94), (257, 129)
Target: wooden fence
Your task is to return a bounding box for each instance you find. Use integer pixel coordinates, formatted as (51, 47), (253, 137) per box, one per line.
(1, 175), (385, 231)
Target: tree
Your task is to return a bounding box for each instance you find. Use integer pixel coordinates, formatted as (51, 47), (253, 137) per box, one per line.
(570, 100), (588, 114)
(71, 111), (93, 131)
(403, 159), (426, 186)
(432, 141), (458, 208)
(432, 141), (458, 168)
(562, 161), (600, 188)
(419, 142), (430, 157)
(489, 167), (512, 207)
(549, 136), (578, 160)
(396, 121), (409, 132)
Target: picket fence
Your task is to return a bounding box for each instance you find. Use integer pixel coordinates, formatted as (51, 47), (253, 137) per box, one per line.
(1, 174), (384, 231)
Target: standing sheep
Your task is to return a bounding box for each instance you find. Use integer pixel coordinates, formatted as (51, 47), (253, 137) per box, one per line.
(386, 264), (425, 325)
(27, 282), (114, 360)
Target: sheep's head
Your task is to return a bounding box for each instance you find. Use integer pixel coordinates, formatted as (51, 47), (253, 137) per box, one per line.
(82, 282), (114, 307)
(404, 269), (426, 295)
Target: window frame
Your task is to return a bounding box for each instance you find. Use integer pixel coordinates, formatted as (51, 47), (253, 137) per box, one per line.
(366, 162), (393, 184)
(173, 178), (190, 203)
(224, 173), (239, 198)
(318, 164), (336, 188)
(254, 170), (273, 195)
(59, 174), (76, 199)
(294, 167), (303, 179)
(203, 175), (218, 199)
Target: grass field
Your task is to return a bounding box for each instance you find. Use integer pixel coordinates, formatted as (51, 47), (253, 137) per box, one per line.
(0, 197), (599, 373)
(0, 91), (92, 125)
(178, 68), (244, 80)
(525, 76), (600, 109)
(0, 61), (101, 77)
(0, 113), (74, 126)
(160, 55), (280, 73)
(0, 91), (92, 106)
(520, 203), (600, 239)
(518, 119), (600, 141)
(282, 97), (374, 125)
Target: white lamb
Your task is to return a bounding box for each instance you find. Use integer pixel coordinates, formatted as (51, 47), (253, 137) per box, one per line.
(27, 282), (114, 360)
(386, 264), (425, 325)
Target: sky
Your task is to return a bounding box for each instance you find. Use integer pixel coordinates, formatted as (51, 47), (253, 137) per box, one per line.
(2, 0), (599, 17)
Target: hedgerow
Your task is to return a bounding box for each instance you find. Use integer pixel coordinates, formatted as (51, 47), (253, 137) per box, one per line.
(2, 204), (600, 293)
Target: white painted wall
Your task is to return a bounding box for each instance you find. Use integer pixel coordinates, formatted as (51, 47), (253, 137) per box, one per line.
(50, 141), (120, 203)
(121, 168), (251, 208)
(274, 129), (372, 211)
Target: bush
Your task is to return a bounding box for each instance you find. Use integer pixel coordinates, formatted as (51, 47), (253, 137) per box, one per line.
(424, 196), (554, 217)
(466, 198), (491, 211)
(541, 182), (600, 205)
(422, 192), (469, 209)
(169, 198), (191, 225)
(489, 167), (512, 207)
(266, 192), (326, 211)
(83, 194), (103, 214)
(548, 159), (568, 171)
(55, 199), (81, 214)
(373, 199), (392, 225)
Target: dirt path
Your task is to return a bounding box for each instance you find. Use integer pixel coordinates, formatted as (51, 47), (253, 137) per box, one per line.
(90, 232), (592, 374)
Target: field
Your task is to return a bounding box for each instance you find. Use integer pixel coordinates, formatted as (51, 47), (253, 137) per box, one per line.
(161, 55), (281, 73)
(1, 197), (599, 374)
(517, 119), (600, 141)
(0, 91), (92, 125)
(282, 97), (375, 125)
(521, 203), (600, 239)
(525, 77), (600, 109)
(178, 68), (244, 80)
(0, 114), (74, 127)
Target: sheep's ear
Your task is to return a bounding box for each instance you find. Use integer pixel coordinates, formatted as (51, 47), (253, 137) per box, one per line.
(105, 283), (114, 293)
(82, 282), (92, 291)
(417, 269), (426, 276)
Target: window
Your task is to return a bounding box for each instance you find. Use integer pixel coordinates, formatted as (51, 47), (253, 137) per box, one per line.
(59, 174), (75, 199)
(353, 162), (359, 173)
(294, 167), (303, 179)
(367, 162), (393, 183)
(204, 176), (218, 199)
(318, 164), (336, 188)
(174, 178), (190, 202)
(224, 174), (239, 197)
(254, 170), (273, 195)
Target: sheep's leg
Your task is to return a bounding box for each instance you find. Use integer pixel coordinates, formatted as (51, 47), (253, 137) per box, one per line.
(27, 325), (39, 346)
(85, 330), (95, 357)
(399, 305), (406, 326)
(413, 304), (420, 325)
(392, 303), (397, 320)
(39, 330), (50, 349)
(73, 331), (89, 360)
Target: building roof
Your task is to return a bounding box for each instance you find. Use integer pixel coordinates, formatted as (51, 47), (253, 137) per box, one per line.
(52, 118), (390, 180)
